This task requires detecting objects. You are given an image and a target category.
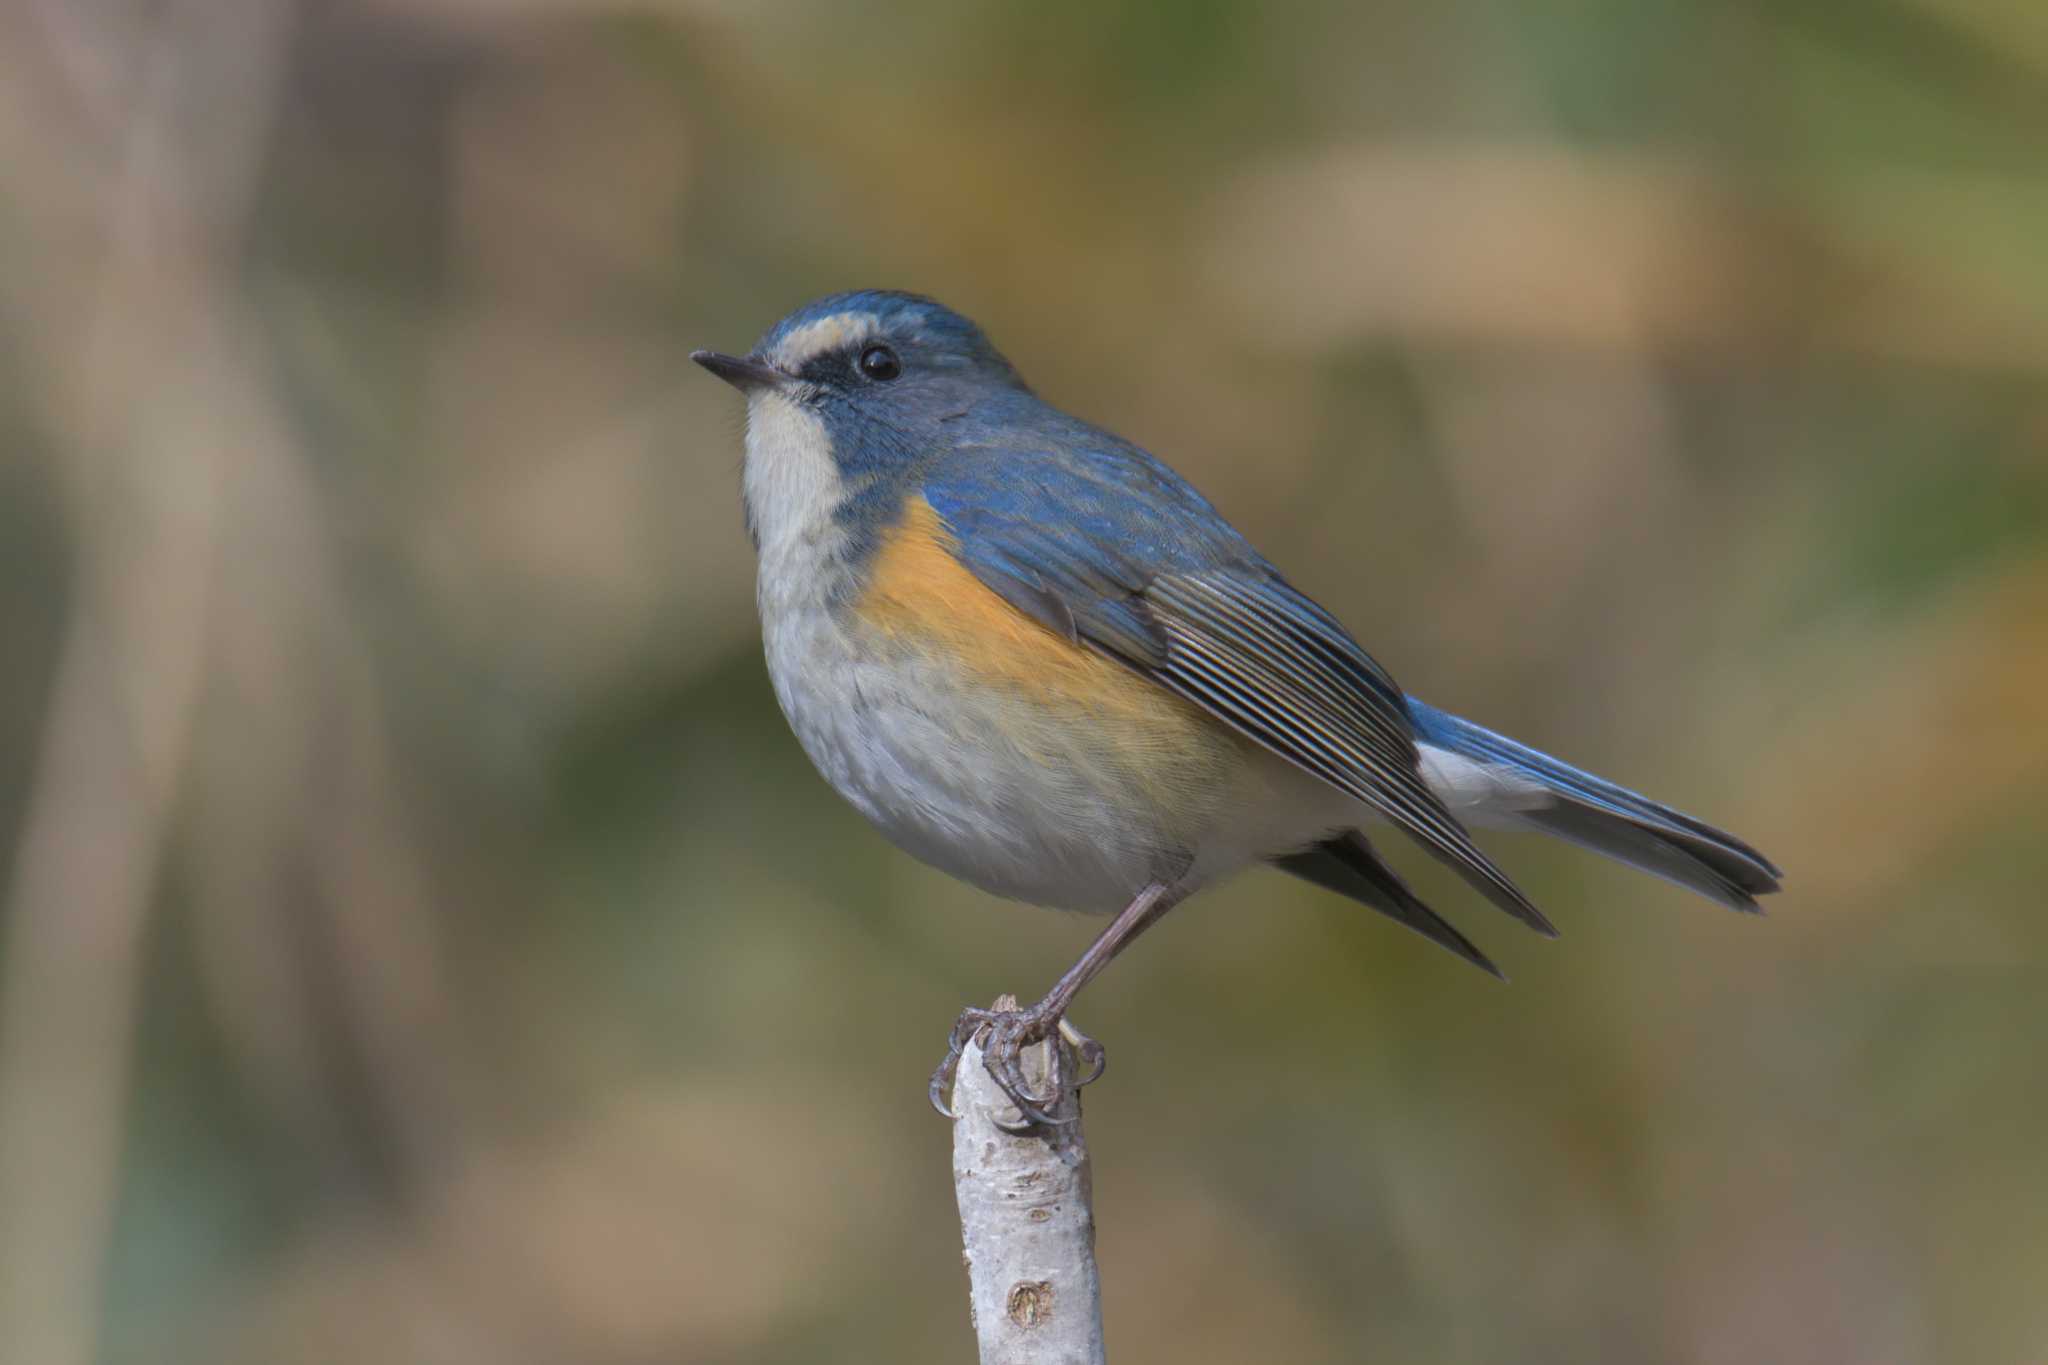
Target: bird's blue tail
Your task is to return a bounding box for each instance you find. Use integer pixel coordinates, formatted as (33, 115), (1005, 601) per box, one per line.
(1406, 700), (1782, 913)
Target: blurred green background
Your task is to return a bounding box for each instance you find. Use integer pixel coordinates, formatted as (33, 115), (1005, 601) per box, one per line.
(3, 1), (2046, 1361)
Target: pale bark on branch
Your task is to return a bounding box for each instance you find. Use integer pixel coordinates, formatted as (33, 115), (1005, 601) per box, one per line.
(949, 997), (1107, 1365)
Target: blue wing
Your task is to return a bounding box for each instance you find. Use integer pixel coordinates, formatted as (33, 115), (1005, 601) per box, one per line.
(921, 416), (1555, 938)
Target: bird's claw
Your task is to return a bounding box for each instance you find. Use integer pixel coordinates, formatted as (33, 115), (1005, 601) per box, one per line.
(928, 1001), (1104, 1128)
(985, 1008), (1068, 1129)
(1059, 1017), (1107, 1088)
(928, 1006), (997, 1119)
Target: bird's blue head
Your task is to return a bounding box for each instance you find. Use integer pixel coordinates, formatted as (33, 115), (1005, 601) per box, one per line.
(694, 291), (1032, 561)
(696, 289), (1028, 430)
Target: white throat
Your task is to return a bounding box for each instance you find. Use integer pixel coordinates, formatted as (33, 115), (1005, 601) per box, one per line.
(743, 389), (852, 613)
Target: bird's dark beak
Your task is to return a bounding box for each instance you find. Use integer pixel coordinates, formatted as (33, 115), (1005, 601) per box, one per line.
(691, 350), (787, 393)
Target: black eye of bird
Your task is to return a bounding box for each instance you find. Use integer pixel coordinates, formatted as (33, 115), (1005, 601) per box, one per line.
(857, 344), (902, 382)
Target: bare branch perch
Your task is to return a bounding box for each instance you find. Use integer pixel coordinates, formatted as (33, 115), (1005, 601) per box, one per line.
(949, 996), (1106, 1365)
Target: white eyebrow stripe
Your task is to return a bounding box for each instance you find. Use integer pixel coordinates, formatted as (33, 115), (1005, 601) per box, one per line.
(768, 313), (882, 370)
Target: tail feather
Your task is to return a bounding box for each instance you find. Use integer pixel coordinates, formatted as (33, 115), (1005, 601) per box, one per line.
(1272, 831), (1504, 979)
(1407, 699), (1782, 912)
(1512, 803), (1764, 913)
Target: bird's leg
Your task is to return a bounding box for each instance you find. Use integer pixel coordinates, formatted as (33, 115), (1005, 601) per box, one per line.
(929, 881), (1184, 1126)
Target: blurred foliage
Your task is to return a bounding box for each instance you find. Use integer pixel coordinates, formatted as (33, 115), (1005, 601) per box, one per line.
(2, 0), (2045, 1362)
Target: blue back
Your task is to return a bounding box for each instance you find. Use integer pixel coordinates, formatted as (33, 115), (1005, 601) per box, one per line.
(920, 393), (1274, 659)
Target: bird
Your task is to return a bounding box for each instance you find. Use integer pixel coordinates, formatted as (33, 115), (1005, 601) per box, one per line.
(694, 290), (1780, 1125)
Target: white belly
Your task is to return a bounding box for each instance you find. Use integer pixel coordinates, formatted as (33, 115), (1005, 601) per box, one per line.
(760, 599), (1347, 913)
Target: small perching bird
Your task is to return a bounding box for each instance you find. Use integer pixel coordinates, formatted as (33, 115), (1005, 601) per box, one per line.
(695, 291), (1780, 1125)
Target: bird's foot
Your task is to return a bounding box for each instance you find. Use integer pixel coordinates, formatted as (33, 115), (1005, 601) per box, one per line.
(928, 998), (1107, 1128)
(1057, 1016), (1107, 1089)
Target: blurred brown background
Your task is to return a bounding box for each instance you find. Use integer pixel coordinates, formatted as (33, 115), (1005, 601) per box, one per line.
(3, 1), (2045, 1362)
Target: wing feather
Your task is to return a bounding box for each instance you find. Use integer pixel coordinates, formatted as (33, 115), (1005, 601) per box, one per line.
(1145, 573), (1554, 935)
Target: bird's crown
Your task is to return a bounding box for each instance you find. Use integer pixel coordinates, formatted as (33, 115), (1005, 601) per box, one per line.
(755, 290), (1022, 388)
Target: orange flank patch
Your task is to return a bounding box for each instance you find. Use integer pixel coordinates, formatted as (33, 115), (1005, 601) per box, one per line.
(859, 497), (1139, 700)
(856, 497), (1231, 783)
